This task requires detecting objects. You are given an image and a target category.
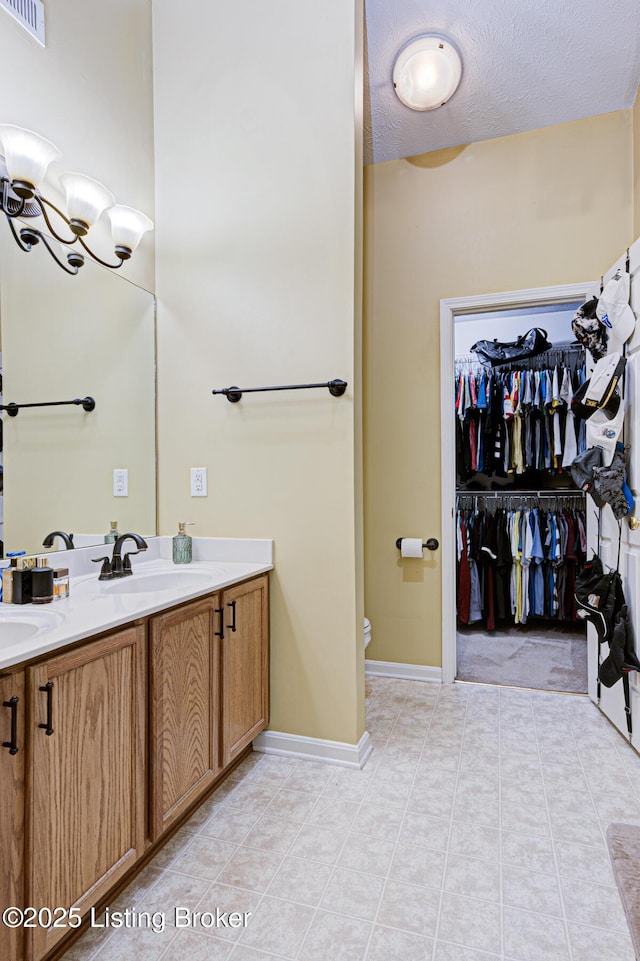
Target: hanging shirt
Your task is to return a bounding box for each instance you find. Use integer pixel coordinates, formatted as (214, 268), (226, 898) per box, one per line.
(560, 367), (578, 467)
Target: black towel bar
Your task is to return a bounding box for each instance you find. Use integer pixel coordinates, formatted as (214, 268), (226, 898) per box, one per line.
(212, 380), (347, 403)
(0, 396), (95, 417)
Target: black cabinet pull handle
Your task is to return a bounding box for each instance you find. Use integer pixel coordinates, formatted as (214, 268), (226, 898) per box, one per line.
(227, 600), (237, 633)
(214, 608), (224, 640)
(2, 696), (19, 755)
(39, 681), (54, 736)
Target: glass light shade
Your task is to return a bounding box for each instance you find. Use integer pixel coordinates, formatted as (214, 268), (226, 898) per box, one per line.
(60, 172), (115, 227)
(106, 204), (154, 252)
(392, 36), (462, 111)
(0, 124), (61, 187)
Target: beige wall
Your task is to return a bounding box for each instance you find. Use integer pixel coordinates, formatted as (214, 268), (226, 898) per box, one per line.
(153, 1), (365, 744)
(635, 88), (640, 238)
(364, 111), (634, 667)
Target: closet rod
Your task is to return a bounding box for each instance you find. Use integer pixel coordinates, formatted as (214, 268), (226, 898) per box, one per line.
(455, 489), (584, 499)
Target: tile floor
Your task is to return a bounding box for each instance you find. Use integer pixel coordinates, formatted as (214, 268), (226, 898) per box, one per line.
(63, 676), (640, 961)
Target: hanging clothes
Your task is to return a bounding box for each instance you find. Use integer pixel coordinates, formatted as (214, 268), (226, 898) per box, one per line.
(455, 500), (587, 629)
(454, 352), (587, 483)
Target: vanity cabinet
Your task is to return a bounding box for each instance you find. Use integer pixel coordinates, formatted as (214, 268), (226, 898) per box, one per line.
(26, 625), (146, 961)
(0, 670), (26, 961)
(220, 575), (269, 767)
(149, 596), (222, 840)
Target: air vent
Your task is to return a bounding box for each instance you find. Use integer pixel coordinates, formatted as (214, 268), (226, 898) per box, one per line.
(0, 0), (45, 46)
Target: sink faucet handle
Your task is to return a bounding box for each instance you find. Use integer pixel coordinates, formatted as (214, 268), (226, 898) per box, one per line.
(122, 550), (145, 575)
(92, 556), (113, 581)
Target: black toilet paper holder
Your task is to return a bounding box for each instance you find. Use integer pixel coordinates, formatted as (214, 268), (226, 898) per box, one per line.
(395, 538), (439, 552)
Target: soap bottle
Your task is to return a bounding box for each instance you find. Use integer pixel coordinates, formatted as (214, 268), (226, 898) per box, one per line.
(172, 522), (194, 564)
(105, 521), (119, 544)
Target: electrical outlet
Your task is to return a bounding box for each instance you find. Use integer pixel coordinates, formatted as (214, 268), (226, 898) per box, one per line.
(190, 467), (208, 497)
(113, 468), (128, 497)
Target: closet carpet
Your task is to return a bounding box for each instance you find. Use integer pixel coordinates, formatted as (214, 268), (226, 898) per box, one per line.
(456, 626), (588, 693)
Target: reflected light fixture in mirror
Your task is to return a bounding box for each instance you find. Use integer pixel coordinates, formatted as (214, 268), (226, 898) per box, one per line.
(0, 124), (153, 275)
(392, 35), (462, 111)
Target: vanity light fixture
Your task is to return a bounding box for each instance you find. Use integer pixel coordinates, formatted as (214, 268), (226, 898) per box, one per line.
(392, 35), (462, 111)
(0, 124), (153, 274)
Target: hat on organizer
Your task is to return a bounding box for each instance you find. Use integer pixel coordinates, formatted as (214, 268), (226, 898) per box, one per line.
(585, 395), (626, 466)
(596, 271), (636, 353)
(571, 352), (626, 420)
(571, 296), (608, 361)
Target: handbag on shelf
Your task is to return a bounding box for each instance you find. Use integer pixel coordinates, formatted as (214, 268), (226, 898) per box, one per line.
(470, 327), (552, 366)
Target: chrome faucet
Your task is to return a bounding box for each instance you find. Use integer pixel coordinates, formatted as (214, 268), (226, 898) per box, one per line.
(42, 530), (75, 550)
(92, 532), (148, 580)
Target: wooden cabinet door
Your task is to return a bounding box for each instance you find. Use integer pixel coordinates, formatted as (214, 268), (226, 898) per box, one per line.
(26, 626), (145, 961)
(149, 596), (221, 840)
(221, 575), (269, 767)
(0, 671), (25, 961)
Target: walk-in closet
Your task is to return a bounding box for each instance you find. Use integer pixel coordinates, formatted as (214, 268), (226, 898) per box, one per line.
(454, 302), (590, 693)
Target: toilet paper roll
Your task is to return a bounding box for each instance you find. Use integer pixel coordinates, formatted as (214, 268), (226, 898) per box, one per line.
(400, 538), (424, 558)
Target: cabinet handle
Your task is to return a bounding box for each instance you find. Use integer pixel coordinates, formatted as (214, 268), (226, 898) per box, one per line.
(214, 608), (224, 640)
(227, 600), (237, 633)
(2, 695), (19, 755)
(38, 681), (54, 736)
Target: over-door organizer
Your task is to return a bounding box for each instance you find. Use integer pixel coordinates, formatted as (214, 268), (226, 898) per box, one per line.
(0, 572), (269, 961)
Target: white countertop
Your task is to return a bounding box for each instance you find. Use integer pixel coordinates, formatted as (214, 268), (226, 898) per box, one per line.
(0, 537), (273, 671)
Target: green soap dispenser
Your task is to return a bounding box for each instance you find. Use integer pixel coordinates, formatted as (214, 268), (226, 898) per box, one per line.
(105, 521), (119, 544)
(173, 522), (194, 564)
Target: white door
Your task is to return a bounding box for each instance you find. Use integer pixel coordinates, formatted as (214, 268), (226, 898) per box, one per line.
(591, 239), (640, 744)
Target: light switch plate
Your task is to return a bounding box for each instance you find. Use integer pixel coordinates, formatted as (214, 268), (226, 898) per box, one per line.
(113, 468), (128, 497)
(191, 467), (207, 497)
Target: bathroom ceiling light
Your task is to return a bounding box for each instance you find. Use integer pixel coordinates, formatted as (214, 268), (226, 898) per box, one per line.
(392, 35), (462, 111)
(0, 124), (153, 275)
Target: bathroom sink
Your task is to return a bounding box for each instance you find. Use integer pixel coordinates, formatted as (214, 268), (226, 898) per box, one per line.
(0, 608), (65, 643)
(102, 569), (223, 595)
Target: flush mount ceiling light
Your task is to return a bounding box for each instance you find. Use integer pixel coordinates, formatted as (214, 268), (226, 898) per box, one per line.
(0, 124), (153, 275)
(392, 35), (462, 111)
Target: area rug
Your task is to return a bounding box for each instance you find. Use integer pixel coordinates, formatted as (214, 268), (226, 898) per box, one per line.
(456, 625), (587, 693)
(606, 823), (640, 960)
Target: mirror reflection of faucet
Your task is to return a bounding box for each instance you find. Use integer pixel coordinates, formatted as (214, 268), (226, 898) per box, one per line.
(92, 533), (148, 580)
(42, 531), (75, 550)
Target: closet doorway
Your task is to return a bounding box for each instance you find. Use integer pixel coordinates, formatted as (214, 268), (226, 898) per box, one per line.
(440, 283), (599, 693)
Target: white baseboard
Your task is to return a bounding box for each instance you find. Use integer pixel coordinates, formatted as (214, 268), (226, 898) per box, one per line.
(365, 659), (442, 683)
(252, 729), (373, 769)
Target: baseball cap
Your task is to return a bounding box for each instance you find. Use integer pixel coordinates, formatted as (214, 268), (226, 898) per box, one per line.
(571, 352), (626, 420)
(571, 296), (607, 361)
(585, 395), (626, 466)
(596, 271), (636, 354)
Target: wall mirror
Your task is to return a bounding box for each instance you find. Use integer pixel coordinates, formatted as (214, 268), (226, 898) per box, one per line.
(0, 222), (156, 557)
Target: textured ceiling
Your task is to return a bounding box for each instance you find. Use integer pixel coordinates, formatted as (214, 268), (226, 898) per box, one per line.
(364, 0), (640, 165)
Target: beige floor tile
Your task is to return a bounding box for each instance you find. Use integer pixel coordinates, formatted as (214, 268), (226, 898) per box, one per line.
(554, 839), (616, 886)
(170, 835), (237, 880)
(351, 803), (404, 841)
(266, 855), (333, 906)
(448, 821), (500, 862)
(567, 920), (636, 961)
(434, 942), (501, 961)
(376, 880), (440, 937)
(289, 823), (348, 864)
(502, 906), (569, 961)
(399, 812), (450, 851)
(239, 895), (315, 958)
(241, 814), (301, 853)
(306, 796), (360, 830)
(437, 893), (501, 955)
(366, 924), (433, 961)
(92, 926), (170, 961)
(560, 877), (629, 932)
(159, 928), (232, 960)
(266, 788), (318, 821)
(388, 841), (446, 890)
(501, 831), (556, 875)
(502, 863), (562, 917)
(298, 910), (371, 961)
(501, 799), (550, 837)
(199, 807), (260, 843)
(443, 854), (500, 903)
(215, 847), (283, 893)
(320, 867), (385, 921)
(338, 832), (395, 876)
